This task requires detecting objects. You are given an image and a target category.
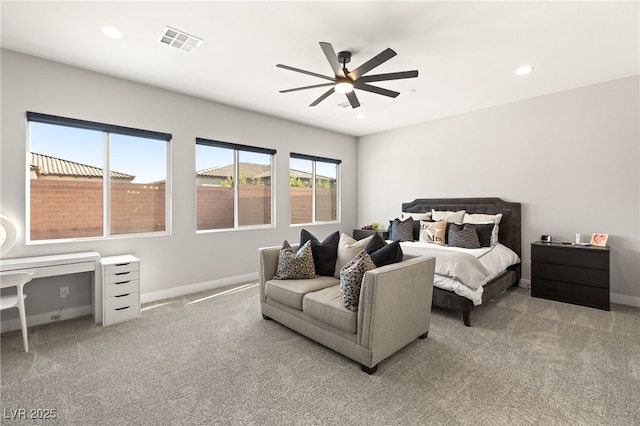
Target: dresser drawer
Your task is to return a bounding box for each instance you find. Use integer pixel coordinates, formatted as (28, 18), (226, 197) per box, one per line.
(532, 262), (608, 288)
(104, 301), (140, 324)
(104, 261), (139, 275)
(105, 279), (139, 297)
(532, 278), (609, 310)
(106, 291), (138, 310)
(531, 245), (608, 270)
(105, 270), (139, 285)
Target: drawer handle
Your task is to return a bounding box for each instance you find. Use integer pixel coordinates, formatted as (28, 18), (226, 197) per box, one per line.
(115, 280), (130, 285)
(115, 263), (130, 266)
(115, 272), (130, 276)
(115, 293), (131, 298)
(115, 306), (131, 311)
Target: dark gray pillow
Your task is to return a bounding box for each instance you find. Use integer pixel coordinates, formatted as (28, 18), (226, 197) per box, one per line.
(448, 224), (481, 249)
(369, 241), (403, 267)
(473, 223), (494, 247)
(389, 217), (414, 242)
(300, 229), (339, 276)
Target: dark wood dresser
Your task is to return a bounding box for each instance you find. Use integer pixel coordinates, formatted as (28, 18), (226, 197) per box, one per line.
(352, 229), (389, 241)
(531, 241), (610, 310)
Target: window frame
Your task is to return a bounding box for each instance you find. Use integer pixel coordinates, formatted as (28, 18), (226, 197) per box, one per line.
(26, 112), (173, 244)
(289, 152), (341, 226)
(195, 137), (276, 232)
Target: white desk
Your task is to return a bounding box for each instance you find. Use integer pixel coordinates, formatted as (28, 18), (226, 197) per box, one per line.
(0, 251), (102, 323)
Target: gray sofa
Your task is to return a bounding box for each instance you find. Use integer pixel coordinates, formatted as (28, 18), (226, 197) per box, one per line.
(258, 243), (435, 374)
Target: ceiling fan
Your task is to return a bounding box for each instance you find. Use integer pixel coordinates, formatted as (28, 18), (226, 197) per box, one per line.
(277, 42), (418, 109)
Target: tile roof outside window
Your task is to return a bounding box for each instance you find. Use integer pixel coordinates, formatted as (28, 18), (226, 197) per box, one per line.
(30, 152), (134, 180)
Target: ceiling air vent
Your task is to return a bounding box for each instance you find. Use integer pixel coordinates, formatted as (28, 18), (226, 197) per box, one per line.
(159, 26), (203, 52)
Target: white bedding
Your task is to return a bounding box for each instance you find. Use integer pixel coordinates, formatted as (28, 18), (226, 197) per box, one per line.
(398, 242), (520, 306)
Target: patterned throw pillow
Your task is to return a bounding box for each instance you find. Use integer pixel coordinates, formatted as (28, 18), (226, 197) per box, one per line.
(389, 217), (414, 242)
(340, 250), (376, 312)
(419, 221), (448, 246)
(274, 240), (316, 279)
(447, 223), (481, 249)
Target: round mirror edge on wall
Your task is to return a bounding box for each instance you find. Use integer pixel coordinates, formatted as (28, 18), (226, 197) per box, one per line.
(0, 213), (18, 258)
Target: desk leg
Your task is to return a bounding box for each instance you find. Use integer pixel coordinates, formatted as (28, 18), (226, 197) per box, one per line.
(92, 264), (102, 324)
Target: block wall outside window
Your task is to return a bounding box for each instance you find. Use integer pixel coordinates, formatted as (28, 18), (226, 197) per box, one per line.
(290, 153), (339, 225)
(27, 112), (171, 241)
(196, 138), (275, 231)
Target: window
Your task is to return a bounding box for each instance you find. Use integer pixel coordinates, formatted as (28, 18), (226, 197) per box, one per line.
(27, 112), (171, 241)
(290, 153), (340, 224)
(196, 138), (275, 230)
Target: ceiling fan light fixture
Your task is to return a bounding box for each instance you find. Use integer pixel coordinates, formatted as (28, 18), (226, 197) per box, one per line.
(334, 79), (354, 94)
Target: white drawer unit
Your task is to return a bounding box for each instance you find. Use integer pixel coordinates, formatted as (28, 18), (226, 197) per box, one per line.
(101, 255), (140, 326)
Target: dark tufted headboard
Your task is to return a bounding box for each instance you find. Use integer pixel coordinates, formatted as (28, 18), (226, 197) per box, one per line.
(401, 197), (522, 259)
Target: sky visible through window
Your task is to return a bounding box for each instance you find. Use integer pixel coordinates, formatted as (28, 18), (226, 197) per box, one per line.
(31, 122), (337, 183)
(29, 122), (167, 183)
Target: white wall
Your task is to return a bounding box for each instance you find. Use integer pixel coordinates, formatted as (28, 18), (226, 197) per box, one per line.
(0, 49), (357, 327)
(357, 76), (640, 306)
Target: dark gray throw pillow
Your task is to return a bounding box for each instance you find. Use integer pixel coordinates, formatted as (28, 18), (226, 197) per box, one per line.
(473, 223), (494, 247)
(369, 241), (403, 267)
(365, 233), (386, 254)
(300, 229), (339, 277)
(448, 223), (481, 249)
(389, 217), (414, 242)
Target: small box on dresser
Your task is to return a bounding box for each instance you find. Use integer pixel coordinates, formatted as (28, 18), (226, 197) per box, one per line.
(531, 242), (610, 310)
(101, 255), (140, 325)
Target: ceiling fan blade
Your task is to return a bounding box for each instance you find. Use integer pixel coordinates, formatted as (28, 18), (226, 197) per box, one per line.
(319, 42), (346, 78)
(359, 70), (418, 83)
(347, 48), (397, 80)
(280, 82), (335, 93)
(354, 82), (400, 98)
(309, 88), (335, 107)
(345, 91), (360, 109)
(276, 64), (334, 82)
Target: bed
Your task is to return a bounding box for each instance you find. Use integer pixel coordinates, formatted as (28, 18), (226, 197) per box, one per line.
(397, 197), (522, 327)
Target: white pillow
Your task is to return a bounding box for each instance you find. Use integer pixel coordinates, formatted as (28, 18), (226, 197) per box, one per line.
(334, 233), (373, 278)
(431, 209), (465, 223)
(401, 212), (431, 221)
(463, 213), (503, 224)
(463, 213), (503, 244)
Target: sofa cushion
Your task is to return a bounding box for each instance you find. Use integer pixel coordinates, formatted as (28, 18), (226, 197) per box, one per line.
(340, 250), (376, 312)
(334, 233), (373, 278)
(274, 240), (316, 280)
(265, 276), (339, 310)
(303, 286), (357, 334)
(300, 229), (339, 277)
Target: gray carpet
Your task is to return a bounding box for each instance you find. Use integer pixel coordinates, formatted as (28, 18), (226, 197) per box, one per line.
(1, 283), (639, 426)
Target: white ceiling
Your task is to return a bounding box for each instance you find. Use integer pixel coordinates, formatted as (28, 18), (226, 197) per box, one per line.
(1, 1), (638, 137)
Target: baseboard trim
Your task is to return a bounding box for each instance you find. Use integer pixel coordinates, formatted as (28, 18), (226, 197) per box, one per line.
(611, 293), (640, 308)
(2, 273), (258, 334)
(1, 305), (92, 333)
(139, 272), (258, 304)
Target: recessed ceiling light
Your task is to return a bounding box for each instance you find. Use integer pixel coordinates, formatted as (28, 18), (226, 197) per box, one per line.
(515, 65), (534, 75)
(159, 26), (203, 53)
(100, 26), (123, 39)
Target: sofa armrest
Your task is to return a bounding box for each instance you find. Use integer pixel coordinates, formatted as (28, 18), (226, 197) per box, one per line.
(357, 255), (435, 366)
